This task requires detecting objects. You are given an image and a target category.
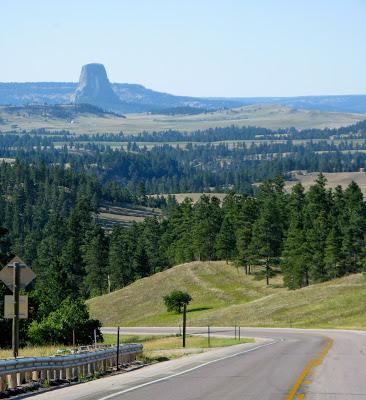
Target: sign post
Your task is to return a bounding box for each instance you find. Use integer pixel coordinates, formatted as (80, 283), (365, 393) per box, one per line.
(0, 256), (36, 358)
(12, 262), (20, 358)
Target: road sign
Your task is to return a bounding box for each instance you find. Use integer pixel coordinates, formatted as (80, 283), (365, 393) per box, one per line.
(4, 295), (28, 319)
(0, 256), (35, 358)
(0, 256), (36, 291)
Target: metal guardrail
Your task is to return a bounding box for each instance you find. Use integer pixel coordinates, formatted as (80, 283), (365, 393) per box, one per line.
(0, 343), (143, 392)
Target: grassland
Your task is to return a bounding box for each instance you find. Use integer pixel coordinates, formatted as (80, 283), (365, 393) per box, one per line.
(87, 261), (366, 330)
(285, 171), (366, 193)
(1, 104), (364, 134)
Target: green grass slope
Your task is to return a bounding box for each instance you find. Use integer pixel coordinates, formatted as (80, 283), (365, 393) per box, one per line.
(87, 261), (283, 326)
(88, 261), (366, 329)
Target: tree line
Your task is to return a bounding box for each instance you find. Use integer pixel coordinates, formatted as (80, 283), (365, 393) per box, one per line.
(1, 159), (366, 345)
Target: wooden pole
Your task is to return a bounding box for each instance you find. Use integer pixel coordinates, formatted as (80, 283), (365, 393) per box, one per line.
(182, 304), (187, 348)
(12, 262), (20, 358)
(116, 326), (120, 371)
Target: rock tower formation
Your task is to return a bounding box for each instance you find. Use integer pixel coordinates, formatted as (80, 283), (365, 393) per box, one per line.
(72, 63), (122, 111)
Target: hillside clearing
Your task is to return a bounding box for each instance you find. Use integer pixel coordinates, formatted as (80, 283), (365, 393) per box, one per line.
(285, 171), (366, 193)
(97, 204), (162, 229)
(88, 261), (366, 329)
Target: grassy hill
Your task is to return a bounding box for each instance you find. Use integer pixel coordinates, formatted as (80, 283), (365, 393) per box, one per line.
(87, 261), (366, 329)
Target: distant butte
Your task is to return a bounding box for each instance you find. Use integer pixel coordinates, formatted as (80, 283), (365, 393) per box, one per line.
(72, 63), (123, 112)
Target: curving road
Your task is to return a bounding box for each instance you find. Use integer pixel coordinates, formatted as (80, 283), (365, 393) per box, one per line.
(29, 327), (366, 400)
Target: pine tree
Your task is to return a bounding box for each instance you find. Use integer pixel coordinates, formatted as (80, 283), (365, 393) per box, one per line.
(192, 196), (222, 261)
(82, 225), (108, 297)
(250, 195), (282, 285)
(281, 183), (308, 288)
(215, 215), (236, 263)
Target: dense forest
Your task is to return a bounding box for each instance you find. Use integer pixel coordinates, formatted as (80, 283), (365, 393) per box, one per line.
(1, 159), (366, 345)
(1, 120), (366, 346)
(2, 120), (366, 195)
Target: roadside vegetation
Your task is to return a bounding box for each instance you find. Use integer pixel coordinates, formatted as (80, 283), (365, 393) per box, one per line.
(0, 334), (253, 360)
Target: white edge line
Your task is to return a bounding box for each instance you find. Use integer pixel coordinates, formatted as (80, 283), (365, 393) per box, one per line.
(97, 340), (279, 400)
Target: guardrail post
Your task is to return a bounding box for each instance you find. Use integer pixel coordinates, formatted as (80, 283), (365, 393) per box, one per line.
(88, 361), (94, 376)
(0, 374), (7, 391)
(25, 370), (32, 382)
(82, 363), (87, 378)
(8, 373), (17, 389)
(59, 368), (65, 380)
(65, 367), (72, 381)
(17, 372), (25, 385)
(46, 369), (52, 381)
(40, 369), (46, 381)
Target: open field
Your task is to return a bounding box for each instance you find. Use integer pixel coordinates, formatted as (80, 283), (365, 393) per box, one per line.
(1, 104), (365, 134)
(285, 171), (366, 192)
(97, 204), (162, 228)
(88, 261), (366, 329)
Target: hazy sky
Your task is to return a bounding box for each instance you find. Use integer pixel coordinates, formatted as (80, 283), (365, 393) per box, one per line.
(1, 0), (365, 97)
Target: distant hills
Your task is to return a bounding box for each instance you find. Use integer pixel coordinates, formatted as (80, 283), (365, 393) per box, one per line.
(0, 63), (366, 114)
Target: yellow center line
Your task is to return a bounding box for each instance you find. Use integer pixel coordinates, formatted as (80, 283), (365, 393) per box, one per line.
(285, 337), (333, 400)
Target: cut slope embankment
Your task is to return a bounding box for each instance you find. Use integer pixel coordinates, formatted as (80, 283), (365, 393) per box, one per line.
(87, 261), (366, 329)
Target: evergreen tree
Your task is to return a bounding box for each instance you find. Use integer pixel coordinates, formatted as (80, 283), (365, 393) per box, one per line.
(82, 225), (108, 297)
(215, 214), (236, 263)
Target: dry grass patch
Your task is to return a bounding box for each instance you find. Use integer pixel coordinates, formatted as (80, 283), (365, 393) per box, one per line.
(0, 345), (60, 360)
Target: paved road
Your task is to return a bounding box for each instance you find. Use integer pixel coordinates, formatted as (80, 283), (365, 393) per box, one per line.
(29, 327), (366, 400)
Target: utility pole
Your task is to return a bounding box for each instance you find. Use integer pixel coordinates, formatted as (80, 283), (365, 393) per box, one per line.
(116, 326), (120, 371)
(12, 262), (20, 358)
(182, 304), (187, 348)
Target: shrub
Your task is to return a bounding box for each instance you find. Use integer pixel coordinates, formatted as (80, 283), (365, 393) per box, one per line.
(28, 298), (102, 345)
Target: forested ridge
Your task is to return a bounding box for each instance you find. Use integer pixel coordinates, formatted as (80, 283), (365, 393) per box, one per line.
(2, 119), (366, 194)
(1, 120), (366, 346)
(1, 159), (366, 345)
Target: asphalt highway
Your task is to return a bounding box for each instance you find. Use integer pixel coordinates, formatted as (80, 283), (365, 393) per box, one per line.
(29, 327), (366, 400)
